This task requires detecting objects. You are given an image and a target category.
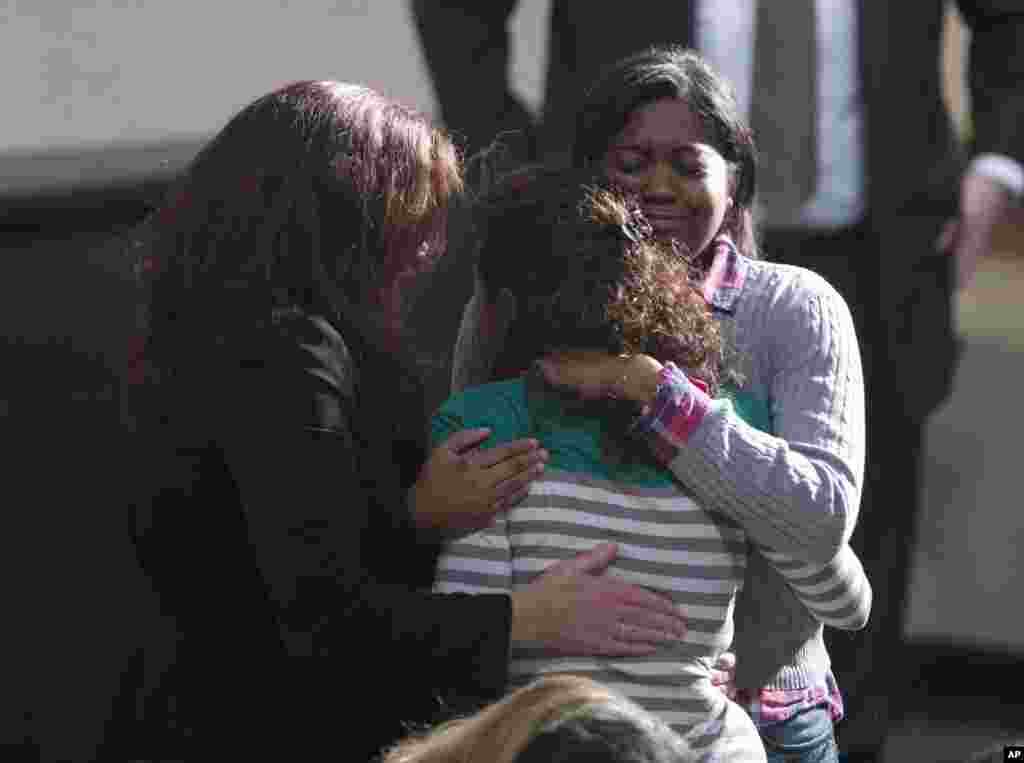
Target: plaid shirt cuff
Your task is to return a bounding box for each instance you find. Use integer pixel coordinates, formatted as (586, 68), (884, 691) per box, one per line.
(632, 362), (714, 463)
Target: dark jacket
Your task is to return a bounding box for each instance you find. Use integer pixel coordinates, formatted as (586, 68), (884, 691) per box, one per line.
(133, 309), (510, 760)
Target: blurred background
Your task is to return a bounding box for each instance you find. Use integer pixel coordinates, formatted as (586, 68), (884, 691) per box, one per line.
(2, 2), (1021, 760)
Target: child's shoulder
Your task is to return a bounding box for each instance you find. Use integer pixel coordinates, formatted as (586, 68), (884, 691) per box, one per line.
(432, 378), (530, 446)
(441, 378), (527, 416)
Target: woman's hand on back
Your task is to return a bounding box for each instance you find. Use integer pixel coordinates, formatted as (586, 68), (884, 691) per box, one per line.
(510, 542), (687, 656)
(410, 428), (548, 537)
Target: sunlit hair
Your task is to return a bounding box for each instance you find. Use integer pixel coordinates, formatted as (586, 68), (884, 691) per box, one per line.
(571, 46), (758, 261)
(138, 80), (461, 376)
(475, 165), (723, 395)
(381, 675), (693, 763)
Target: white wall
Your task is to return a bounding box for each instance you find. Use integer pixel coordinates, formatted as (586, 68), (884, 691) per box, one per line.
(1, 0), (549, 194)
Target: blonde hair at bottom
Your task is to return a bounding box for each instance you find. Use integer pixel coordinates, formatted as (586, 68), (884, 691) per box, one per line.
(380, 675), (681, 763)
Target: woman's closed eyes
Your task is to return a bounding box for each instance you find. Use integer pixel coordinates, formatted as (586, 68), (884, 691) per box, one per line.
(609, 147), (707, 179)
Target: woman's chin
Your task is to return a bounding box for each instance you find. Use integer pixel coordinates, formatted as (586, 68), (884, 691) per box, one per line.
(650, 223), (691, 244)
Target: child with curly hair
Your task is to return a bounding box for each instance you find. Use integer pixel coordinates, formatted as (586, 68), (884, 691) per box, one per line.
(432, 167), (871, 761)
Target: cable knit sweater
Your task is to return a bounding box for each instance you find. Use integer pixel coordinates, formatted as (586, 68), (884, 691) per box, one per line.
(451, 241), (866, 693)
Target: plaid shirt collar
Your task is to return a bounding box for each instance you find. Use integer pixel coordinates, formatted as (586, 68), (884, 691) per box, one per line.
(701, 236), (750, 315)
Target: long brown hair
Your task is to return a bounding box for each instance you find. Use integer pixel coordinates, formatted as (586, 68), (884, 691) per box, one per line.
(139, 80), (461, 379)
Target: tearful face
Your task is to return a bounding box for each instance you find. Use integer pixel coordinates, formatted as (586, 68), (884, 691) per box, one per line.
(603, 98), (733, 259)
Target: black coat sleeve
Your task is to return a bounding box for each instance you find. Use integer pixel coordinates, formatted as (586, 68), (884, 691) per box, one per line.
(213, 312), (511, 702)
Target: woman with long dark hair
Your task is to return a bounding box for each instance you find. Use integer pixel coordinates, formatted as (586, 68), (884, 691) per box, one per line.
(130, 80), (686, 760)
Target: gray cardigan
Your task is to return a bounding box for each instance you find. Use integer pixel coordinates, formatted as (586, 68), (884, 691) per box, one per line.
(451, 249), (866, 692)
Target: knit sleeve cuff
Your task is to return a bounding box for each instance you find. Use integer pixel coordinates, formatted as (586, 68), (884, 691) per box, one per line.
(969, 153), (1024, 200)
(632, 362), (717, 462)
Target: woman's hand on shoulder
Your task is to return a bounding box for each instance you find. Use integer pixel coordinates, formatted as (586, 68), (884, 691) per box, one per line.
(536, 351), (663, 406)
(510, 542), (687, 656)
(711, 652), (737, 698)
(409, 428), (548, 537)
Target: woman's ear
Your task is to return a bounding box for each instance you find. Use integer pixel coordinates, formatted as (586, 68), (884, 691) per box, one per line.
(716, 196), (738, 239)
(727, 163), (741, 198)
(722, 195), (736, 224)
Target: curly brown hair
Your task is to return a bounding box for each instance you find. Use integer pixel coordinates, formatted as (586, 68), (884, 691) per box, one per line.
(477, 165), (723, 396)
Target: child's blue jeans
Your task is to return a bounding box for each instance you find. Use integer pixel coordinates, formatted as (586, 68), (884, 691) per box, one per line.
(760, 705), (839, 763)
